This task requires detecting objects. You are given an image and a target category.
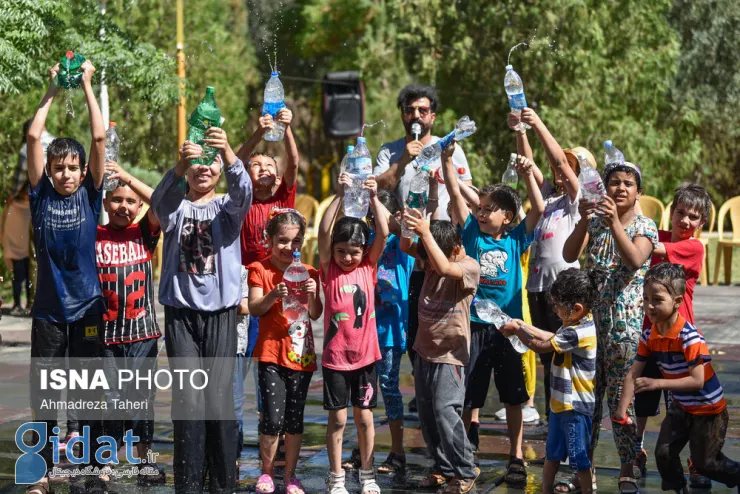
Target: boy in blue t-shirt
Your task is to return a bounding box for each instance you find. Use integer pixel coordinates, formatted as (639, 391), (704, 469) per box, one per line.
(442, 142), (544, 486)
(26, 60), (108, 491)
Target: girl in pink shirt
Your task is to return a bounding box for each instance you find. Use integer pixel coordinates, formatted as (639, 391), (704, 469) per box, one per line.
(318, 173), (390, 494)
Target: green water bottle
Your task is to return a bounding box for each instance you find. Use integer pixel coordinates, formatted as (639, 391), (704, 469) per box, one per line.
(56, 51), (86, 89)
(187, 86), (221, 166)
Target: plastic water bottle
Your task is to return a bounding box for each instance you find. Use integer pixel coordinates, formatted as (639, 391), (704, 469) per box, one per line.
(579, 152), (606, 203)
(339, 145), (355, 174)
(344, 137), (372, 218)
(263, 72), (286, 142)
(604, 140), (625, 167)
(402, 165), (431, 239)
(187, 86), (221, 166)
(504, 65), (531, 131)
(502, 153), (519, 189)
(283, 251), (310, 324)
(415, 116), (477, 168)
(474, 298), (528, 354)
(103, 122), (120, 191)
(56, 51), (85, 90)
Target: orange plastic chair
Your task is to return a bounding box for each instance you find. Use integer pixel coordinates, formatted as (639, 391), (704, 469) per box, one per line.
(713, 196), (740, 285)
(638, 195), (665, 229)
(302, 194), (336, 267)
(664, 200), (716, 286)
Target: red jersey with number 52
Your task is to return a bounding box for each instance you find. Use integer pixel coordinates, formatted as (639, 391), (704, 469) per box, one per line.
(96, 216), (161, 344)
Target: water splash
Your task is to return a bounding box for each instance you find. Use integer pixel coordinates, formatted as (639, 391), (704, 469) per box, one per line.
(63, 56), (75, 117)
(360, 120), (386, 137)
(507, 42), (529, 66)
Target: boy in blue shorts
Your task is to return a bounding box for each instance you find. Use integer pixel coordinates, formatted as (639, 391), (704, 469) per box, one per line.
(442, 142), (544, 485)
(26, 60), (107, 493)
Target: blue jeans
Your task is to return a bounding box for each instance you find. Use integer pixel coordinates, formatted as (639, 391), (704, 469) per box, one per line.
(376, 346), (404, 421)
(234, 316), (260, 458)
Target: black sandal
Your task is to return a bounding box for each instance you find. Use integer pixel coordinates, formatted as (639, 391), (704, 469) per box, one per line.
(341, 447), (362, 470)
(504, 457), (527, 486)
(377, 452), (406, 473)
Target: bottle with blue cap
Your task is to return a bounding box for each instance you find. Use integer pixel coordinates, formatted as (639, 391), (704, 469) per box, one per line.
(339, 145), (355, 174)
(504, 65), (531, 131)
(283, 251), (310, 325)
(604, 140), (625, 167)
(263, 71), (286, 142)
(344, 137), (373, 218)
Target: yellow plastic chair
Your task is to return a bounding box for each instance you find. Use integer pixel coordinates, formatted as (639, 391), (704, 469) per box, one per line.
(302, 194), (336, 267)
(638, 196), (665, 229)
(664, 200), (716, 286)
(295, 194), (319, 229)
(713, 196), (740, 285)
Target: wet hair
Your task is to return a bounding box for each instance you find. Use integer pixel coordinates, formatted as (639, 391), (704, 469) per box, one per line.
(604, 164), (642, 192)
(418, 220), (460, 261)
(645, 263), (686, 298)
(265, 210), (306, 239)
(549, 266), (608, 311)
(397, 84), (439, 113)
(672, 184), (712, 223)
(46, 138), (86, 169)
(247, 151), (277, 168)
(478, 184), (521, 218)
(331, 216), (371, 251)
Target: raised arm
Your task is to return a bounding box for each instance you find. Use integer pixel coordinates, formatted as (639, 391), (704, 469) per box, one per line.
(79, 61), (106, 189)
(318, 178), (346, 274)
(236, 114), (272, 163)
(151, 142), (200, 231)
(105, 161), (160, 229)
(27, 65), (60, 189)
(441, 142), (470, 226)
(365, 176), (390, 265)
(399, 235), (419, 259)
(404, 208), (462, 279)
(277, 109), (298, 189)
(563, 199), (595, 262)
(518, 156), (545, 233)
(521, 108), (579, 201)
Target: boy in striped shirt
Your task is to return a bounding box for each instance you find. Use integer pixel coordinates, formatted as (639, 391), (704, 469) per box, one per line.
(616, 263), (740, 492)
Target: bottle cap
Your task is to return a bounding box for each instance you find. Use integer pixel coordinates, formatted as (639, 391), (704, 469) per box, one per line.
(510, 153), (518, 160)
(271, 71), (279, 77)
(604, 140), (613, 147)
(347, 145), (355, 152)
(206, 86), (215, 94)
(109, 121), (116, 127)
(505, 64), (513, 70)
(293, 251), (301, 259)
(357, 137), (366, 144)
(65, 51), (75, 60)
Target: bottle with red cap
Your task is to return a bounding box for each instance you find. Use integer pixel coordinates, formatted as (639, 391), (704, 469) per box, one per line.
(56, 51), (86, 89)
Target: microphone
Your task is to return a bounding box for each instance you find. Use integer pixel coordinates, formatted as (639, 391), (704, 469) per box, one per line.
(411, 123), (421, 141)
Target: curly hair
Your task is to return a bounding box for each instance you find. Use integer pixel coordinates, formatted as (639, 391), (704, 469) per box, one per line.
(396, 84), (439, 112)
(549, 266), (608, 311)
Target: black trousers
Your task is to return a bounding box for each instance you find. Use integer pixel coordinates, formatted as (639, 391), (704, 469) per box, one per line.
(406, 270), (426, 369)
(164, 305), (238, 494)
(11, 257), (30, 307)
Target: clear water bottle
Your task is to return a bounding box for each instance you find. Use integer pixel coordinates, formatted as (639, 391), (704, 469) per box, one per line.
(579, 152), (606, 203)
(504, 65), (531, 132)
(344, 137), (372, 218)
(103, 122), (120, 191)
(502, 153), (519, 189)
(283, 251), (310, 324)
(339, 145), (355, 174)
(402, 165), (431, 239)
(474, 298), (528, 354)
(604, 140), (625, 167)
(415, 116), (477, 168)
(263, 71), (286, 142)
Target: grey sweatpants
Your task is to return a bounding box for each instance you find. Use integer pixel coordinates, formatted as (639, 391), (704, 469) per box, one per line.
(414, 358), (477, 479)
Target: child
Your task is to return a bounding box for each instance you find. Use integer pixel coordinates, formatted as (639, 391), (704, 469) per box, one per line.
(510, 109), (582, 422)
(2, 184), (32, 316)
(237, 108), (298, 266)
(501, 266), (606, 494)
(318, 173), (389, 494)
(26, 60), (107, 493)
(151, 128), (252, 493)
(400, 211), (480, 494)
(443, 141), (544, 485)
(248, 209), (322, 494)
(615, 263), (740, 492)
(96, 162), (165, 484)
(633, 184), (712, 483)
(563, 161), (658, 492)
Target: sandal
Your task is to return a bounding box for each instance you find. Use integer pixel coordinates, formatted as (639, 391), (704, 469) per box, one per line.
(326, 470), (349, 494)
(256, 473), (276, 494)
(419, 472), (451, 489)
(618, 477), (640, 494)
(25, 483), (53, 494)
(359, 468), (381, 494)
(688, 457), (712, 489)
(554, 480), (581, 493)
(377, 452), (406, 474)
(504, 457), (527, 486)
(137, 463), (167, 485)
(285, 477), (306, 494)
(341, 447), (362, 470)
(634, 449), (647, 479)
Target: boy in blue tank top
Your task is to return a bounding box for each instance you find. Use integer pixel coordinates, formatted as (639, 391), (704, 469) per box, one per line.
(26, 60), (108, 493)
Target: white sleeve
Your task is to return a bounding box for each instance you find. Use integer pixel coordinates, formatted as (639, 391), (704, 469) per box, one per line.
(374, 144), (392, 175)
(452, 143), (471, 181)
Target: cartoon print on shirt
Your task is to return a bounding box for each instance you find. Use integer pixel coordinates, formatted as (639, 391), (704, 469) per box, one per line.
(179, 217), (215, 274)
(340, 284), (367, 329)
(287, 318), (316, 367)
(324, 312), (349, 349)
(480, 250), (508, 278)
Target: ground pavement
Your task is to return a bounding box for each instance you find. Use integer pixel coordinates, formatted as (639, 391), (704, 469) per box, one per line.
(2, 285), (740, 492)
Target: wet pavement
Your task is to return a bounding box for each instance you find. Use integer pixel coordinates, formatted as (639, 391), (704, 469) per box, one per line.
(2, 285), (740, 492)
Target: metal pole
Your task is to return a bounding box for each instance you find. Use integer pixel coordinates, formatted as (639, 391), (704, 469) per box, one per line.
(100, 0), (110, 225)
(176, 0), (186, 147)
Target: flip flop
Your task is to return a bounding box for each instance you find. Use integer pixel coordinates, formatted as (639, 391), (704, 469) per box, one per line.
(256, 473), (276, 494)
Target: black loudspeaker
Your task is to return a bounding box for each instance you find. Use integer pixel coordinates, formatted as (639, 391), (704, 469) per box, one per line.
(322, 71), (365, 139)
